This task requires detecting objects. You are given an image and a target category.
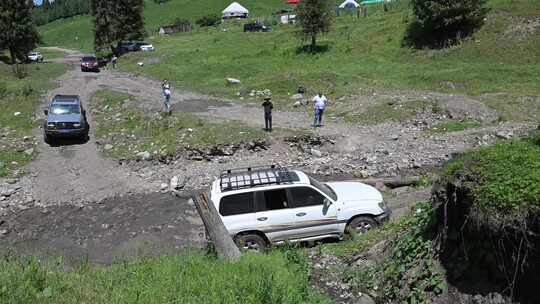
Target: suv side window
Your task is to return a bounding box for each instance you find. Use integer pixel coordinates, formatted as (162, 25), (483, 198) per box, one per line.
(289, 187), (325, 208)
(256, 189), (289, 211)
(219, 193), (254, 216)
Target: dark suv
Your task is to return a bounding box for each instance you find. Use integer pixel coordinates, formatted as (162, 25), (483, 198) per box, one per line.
(43, 95), (89, 143)
(80, 56), (99, 72)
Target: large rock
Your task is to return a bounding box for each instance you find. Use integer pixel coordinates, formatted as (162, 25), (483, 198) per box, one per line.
(136, 151), (152, 161)
(290, 93), (304, 100)
(226, 78), (241, 85)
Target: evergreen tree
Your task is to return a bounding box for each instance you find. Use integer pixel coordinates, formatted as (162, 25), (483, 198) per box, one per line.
(296, 0), (333, 51)
(0, 0), (41, 69)
(91, 0), (145, 52)
(113, 0), (145, 41)
(406, 0), (489, 48)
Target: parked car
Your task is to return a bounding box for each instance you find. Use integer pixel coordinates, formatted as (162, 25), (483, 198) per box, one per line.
(243, 22), (271, 32)
(115, 41), (138, 55)
(210, 165), (390, 252)
(80, 56), (99, 72)
(27, 51), (43, 62)
(43, 95), (89, 143)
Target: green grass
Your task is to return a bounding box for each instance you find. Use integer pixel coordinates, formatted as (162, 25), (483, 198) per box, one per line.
(38, 1), (540, 118)
(38, 15), (94, 52)
(93, 90), (299, 160)
(428, 120), (481, 134)
(442, 133), (540, 215)
(0, 251), (330, 304)
(0, 63), (66, 176)
(36, 47), (66, 60)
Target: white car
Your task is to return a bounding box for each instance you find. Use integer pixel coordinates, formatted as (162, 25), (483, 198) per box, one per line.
(27, 51), (43, 62)
(139, 44), (155, 51)
(210, 166), (390, 252)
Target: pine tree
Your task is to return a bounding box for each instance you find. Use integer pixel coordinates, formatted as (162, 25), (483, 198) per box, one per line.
(91, 0), (114, 51)
(407, 0), (489, 48)
(0, 0), (41, 70)
(296, 0), (333, 51)
(113, 0), (145, 41)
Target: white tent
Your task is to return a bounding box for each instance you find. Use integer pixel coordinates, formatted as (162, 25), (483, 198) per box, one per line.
(339, 0), (360, 9)
(222, 2), (249, 19)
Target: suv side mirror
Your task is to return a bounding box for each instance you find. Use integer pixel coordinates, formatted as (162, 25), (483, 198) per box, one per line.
(43, 109), (48, 115)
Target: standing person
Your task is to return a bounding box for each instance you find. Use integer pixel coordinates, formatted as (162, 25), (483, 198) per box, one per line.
(111, 55), (118, 69)
(312, 92), (327, 127)
(261, 97), (273, 132)
(161, 80), (172, 114)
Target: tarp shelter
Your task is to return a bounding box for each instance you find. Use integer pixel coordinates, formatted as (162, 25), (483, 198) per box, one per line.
(285, 0), (301, 4)
(339, 0), (360, 9)
(222, 2), (249, 19)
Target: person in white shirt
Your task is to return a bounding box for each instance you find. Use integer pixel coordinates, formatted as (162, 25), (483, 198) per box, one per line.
(161, 80), (172, 114)
(312, 93), (327, 127)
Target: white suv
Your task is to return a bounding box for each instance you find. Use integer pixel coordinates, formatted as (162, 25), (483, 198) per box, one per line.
(27, 51), (43, 62)
(210, 166), (390, 252)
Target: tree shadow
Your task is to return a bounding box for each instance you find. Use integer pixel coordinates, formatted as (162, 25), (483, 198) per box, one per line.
(402, 21), (477, 49)
(296, 44), (331, 54)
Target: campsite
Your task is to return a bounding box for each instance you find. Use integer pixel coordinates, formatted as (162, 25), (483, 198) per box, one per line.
(1, 0), (540, 303)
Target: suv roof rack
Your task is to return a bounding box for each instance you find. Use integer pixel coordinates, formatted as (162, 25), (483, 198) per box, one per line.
(219, 165), (299, 192)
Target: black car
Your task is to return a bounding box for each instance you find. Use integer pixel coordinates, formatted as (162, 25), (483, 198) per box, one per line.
(116, 41), (138, 55)
(243, 22), (271, 32)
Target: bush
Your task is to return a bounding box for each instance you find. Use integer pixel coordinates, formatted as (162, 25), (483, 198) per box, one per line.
(196, 14), (221, 27)
(405, 0), (489, 48)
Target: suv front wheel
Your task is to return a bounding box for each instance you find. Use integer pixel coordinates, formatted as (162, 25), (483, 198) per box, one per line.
(346, 216), (377, 236)
(234, 233), (267, 253)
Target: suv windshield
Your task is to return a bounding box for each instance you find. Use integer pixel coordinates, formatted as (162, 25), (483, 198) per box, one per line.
(82, 57), (97, 61)
(309, 177), (337, 201)
(50, 104), (80, 115)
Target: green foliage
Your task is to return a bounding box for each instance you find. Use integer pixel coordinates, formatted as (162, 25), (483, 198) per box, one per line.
(0, 0), (41, 66)
(441, 134), (540, 215)
(406, 0), (489, 48)
(342, 100), (438, 125)
(296, 0), (334, 49)
(341, 202), (446, 304)
(0, 252), (330, 304)
(196, 14), (221, 27)
(32, 0), (90, 26)
(90, 0), (145, 51)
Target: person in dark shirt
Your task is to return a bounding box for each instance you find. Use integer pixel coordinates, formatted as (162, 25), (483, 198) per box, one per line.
(261, 97), (273, 131)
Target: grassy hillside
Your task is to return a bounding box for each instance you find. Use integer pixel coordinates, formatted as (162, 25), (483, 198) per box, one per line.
(38, 0), (540, 123)
(38, 0), (290, 52)
(118, 0), (540, 109)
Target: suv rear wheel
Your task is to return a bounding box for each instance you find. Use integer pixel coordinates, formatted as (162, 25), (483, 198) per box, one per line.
(234, 234), (267, 253)
(346, 216), (377, 236)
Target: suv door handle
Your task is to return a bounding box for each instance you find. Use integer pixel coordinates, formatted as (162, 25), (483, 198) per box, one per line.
(296, 212), (307, 217)
(257, 217), (268, 221)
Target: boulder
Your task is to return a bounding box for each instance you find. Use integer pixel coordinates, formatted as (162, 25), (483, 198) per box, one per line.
(104, 144), (114, 150)
(310, 148), (322, 158)
(226, 78), (241, 85)
(290, 93), (304, 100)
(136, 151), (152, 161)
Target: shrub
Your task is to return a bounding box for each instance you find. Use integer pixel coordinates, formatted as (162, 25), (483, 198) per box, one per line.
(196, 14), (221, 27)
(405, 0), (489, 48)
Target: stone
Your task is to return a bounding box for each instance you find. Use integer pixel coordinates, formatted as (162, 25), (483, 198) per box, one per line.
(136, 151), (152, 161)
(391, 134), (399, 140)
(137, 62), (144, 66)
(290, 93), (304, 100)
(169, 176), (180, 190)
(495, 131), (514, 140)
(310, 148), (322, 157)
(0, 229), (8, 236)
(226, 78), (241, 85)
(13, 112), (21, 116)
(23, 148), (34, 156)
(374, 181), (387, 192)
(293, 101), (302, 107)
(160, 183), (169, 190)
(104, 144), (114, 150)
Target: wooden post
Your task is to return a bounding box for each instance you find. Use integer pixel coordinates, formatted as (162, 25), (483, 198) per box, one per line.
(191, 193), (241, 261)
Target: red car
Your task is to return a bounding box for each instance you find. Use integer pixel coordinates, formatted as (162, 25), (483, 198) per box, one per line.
(80, 56), (99, 72)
